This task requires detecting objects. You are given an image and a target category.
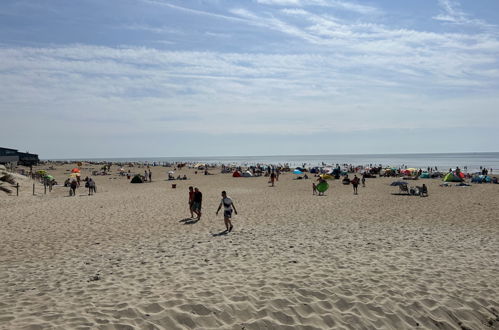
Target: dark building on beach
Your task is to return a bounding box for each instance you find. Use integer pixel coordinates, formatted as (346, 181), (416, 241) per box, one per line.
(0, 147), (39, 166)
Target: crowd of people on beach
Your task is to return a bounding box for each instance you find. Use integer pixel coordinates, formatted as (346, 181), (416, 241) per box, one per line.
(16, 159), (497, 233)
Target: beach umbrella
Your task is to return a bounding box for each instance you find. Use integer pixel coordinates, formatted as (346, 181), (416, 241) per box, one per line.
(45, 175), (54, 180)
(168, 171), (175, 174)
(293, 169), (303, 175)
(71, 168), (80, 173)
(390, 181), (408, 186)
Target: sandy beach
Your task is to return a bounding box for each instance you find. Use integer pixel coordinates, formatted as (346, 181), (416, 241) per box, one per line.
(1, 163), (498, 329)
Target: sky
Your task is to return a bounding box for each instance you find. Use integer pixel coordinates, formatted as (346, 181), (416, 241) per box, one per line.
(1, 0), (498, 159)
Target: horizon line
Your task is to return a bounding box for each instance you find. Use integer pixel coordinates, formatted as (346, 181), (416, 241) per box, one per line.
(44, 151), (499, 161)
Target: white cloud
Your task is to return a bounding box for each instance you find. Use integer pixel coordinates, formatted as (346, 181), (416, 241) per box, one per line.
(0, 42), (498, 139)
(255, 0), (380, 15)
(433, 0), (497, 31)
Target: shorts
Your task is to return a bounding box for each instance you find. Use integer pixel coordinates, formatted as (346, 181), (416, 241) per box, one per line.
(192, 202), (201, 211)
(224, 209), (233, 218)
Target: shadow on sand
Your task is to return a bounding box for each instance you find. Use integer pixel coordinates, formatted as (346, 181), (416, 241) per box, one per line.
(179, 218), (199, 225)
(212, 230), (228, 237)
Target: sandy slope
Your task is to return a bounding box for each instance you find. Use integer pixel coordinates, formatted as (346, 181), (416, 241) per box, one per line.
(1, 164), (498, 329)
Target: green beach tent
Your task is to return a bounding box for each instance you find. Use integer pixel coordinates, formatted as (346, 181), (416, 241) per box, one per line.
(443, 172), (461, 182)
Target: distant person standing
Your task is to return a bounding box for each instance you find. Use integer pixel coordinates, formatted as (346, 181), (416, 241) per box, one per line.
(216, 191), (238, 232)
(87, 178), (96, 195)
(188, 186), (195, 218)
(148, 169), (152, 182)
(70, 179), (78, 196)
(361, 175), (366, 187)
(144, 170), (148, 182)
(351, 175), (360, 195)
(192, 187), (202, 220)
(270, 172), (276, 187)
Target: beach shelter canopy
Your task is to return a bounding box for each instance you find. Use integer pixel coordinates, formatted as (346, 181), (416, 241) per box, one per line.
(131, 175), (143, 183)
(420, 172), (430, 179)
(71, 168), (80, 173)
(443, 172), (462, 182)
(293, 169), (303, 175)
(232, 171), (241, 177)
(390, 181), (408, 186)
(310, 167), (320, 174)
(242, 171), (253, 177)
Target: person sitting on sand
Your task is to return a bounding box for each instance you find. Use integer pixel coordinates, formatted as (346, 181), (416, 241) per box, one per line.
(216, 191), (238, 232)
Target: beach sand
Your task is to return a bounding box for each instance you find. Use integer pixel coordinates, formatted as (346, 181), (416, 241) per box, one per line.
(1, 164), (498, 329)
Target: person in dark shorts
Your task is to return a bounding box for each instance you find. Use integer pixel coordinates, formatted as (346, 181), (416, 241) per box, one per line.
(188, 186), (195, 218)
(192, 187), (202, 220)
(270, 172), (276, 187)
(87, 178), (96, 195)
(351, 175), (360, 195)
(216, 191), (238, 232)
(70, 179), (78, 196)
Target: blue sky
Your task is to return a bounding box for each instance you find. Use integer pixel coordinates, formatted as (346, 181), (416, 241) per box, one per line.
(1, 0), (498, 158)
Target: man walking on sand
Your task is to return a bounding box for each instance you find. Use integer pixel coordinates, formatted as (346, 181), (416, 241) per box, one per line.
(216, 191), (237, 232)
(270, 171), (276, 187)
(188, 186), (195, 218)
(192, 187), (202, 220)
(351, 175), (360, 195)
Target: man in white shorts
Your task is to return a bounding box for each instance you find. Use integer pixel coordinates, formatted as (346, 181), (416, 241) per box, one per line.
(216, 191), (238, 232)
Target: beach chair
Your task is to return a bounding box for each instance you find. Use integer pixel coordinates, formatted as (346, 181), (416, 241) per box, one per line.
(399, 184), (409, 194)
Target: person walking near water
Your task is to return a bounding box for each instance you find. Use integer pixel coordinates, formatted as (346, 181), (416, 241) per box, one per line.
(216, 191), (238, 232)
(351, 175), (360, 195)
(188, 186), (195, 218)
(192, 187), (202, 220)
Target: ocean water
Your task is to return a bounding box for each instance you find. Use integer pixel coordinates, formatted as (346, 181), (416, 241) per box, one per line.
(65, 152), (499, 172)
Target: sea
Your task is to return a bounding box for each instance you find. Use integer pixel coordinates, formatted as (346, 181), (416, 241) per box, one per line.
(56, 152), (499, 173)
